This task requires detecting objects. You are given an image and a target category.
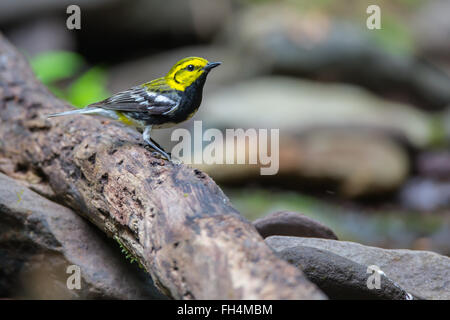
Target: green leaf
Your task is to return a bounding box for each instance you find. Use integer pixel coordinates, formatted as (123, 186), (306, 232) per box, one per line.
(30, 51), (85, 84)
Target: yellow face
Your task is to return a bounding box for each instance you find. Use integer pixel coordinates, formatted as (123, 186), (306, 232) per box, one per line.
(165, 57), (212, 91)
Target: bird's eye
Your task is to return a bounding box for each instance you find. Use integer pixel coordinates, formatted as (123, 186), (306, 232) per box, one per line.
(187, 64), (195, 71)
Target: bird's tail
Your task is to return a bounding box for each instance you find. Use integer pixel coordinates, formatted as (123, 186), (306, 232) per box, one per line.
(47, 107), (104, 118)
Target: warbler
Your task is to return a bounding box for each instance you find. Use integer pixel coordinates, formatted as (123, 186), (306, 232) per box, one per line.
(48, 57), (221, 160)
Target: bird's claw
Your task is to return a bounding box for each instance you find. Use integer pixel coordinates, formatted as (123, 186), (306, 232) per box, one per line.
(145, 147), (171, 161)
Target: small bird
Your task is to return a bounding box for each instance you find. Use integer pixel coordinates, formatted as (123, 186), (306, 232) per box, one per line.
(48, 57), (221, 160)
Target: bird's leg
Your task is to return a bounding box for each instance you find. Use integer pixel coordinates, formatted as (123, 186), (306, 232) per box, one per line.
(143, 125), (171, 160)
(148, 137), (164, 152)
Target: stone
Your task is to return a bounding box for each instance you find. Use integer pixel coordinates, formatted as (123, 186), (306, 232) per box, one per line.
(412, 0), (450, 56)
(0, 173), (164, 299)
(253, 211), (338, 240)
(266, 236), (450, 300)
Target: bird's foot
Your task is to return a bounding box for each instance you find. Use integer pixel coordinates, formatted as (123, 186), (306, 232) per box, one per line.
(144, 145), (171, 161)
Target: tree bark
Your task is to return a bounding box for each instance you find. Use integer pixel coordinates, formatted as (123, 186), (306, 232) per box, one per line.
(0, 33), (326, 299)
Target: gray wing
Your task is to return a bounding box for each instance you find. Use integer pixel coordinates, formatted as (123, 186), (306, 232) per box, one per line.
(89, 86), (180, 115)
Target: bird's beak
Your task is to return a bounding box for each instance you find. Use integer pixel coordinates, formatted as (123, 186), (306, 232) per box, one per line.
(204, 61), (221, 71)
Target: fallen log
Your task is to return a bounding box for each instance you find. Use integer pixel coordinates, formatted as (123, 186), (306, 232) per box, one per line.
(0, 33), (326, 299)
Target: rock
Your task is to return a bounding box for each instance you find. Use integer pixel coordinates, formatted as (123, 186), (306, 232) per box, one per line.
(399, 178), (450, 211)
(444, 107), (450, 143)
(79, 0), (232, 60)
(5, 18), (76, 57)
(107, 45), (250, 95)
(194, 126), (410, 197)
(224, 4), (450, 110)
(266, 236), (450, 300)
(274, 245), (416, 300)
(0, 0), (112, 25)
(0, 173), (164, 299)
(253, 211), (338, 240)
(200, 77), (432, 148)
(1, 0), (232, 63)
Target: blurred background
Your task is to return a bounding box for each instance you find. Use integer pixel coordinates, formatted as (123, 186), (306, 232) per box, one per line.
(2, 0), (449, 256)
